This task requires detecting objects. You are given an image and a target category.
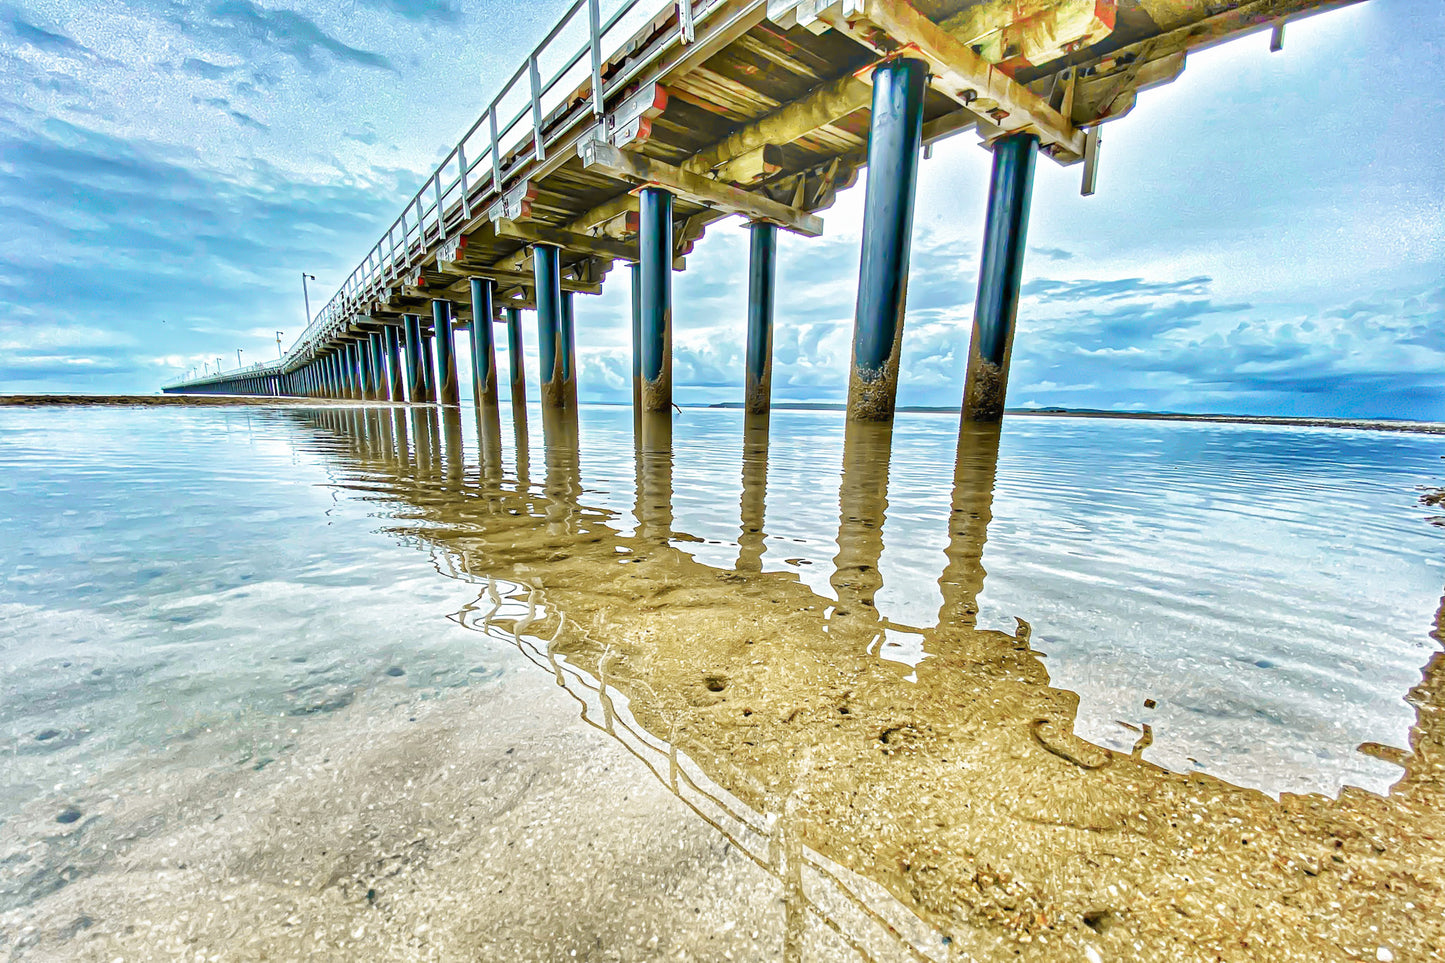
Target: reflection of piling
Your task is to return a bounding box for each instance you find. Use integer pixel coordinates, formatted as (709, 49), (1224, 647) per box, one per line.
(637, 411), (674, 544)
(831, 421), (893, 627)
(392, 406), (410, 467)
(541, 406), (581, 535)
(410, 406), (434, 473)
(476, 397), (504, 486)
(375, 404), (395, 460)
(737, 413), (770, 572)
(512, 401), (531, 491)
(441, 406), (464, 489)
(938, 422), (1003, 627)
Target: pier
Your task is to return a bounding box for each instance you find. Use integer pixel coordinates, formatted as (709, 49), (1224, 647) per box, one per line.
(162, 0), (1359, 419)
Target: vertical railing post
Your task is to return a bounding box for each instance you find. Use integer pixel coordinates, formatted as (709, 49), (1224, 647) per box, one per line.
(528, 54), (546, 163)
(489, 104), (503, 191)
(434, 171), (447, 240)
(588, 0), (605, 117)
(458, 143), (471, 218)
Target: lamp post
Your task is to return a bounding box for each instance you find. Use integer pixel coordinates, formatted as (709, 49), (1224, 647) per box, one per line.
(302, 273), (316, 325)
(275, 331), (284, 359)
(237, 348), (244, 369)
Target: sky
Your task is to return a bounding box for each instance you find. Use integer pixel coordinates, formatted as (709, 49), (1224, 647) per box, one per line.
(0, 0), (1441, 418)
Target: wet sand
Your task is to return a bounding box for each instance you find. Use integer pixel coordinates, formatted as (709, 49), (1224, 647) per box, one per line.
(0, 669), (817, 962)
(1, 404), (1440, 961)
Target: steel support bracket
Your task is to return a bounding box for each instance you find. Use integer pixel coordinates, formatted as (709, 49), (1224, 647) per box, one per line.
(488, 181), (538, 225)
(598, 83), (669, 150)
(768, 0), (864, 35)
(437, 233), (468, 266)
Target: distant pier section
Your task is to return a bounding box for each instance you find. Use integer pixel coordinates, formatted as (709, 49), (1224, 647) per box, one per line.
(163, 0), (1361, 421)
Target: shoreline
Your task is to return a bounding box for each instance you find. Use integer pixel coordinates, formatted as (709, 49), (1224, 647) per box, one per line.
(3, 393), (1441, 434)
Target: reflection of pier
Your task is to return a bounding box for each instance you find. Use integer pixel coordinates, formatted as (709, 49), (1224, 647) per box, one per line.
(289, 406), (1444, 960)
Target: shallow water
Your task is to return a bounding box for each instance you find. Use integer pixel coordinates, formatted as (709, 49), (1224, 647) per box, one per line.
(0, 403), (1441, 960)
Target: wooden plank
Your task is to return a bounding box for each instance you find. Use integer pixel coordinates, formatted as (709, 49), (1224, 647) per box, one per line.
(681, 72), (872, 175)
(713, 143), (784, 185)
(578, 140), (823, 237)
(854, 0), (1085, 160)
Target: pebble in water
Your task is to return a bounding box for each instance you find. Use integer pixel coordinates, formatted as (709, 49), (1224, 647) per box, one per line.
(385, 667), (405, 677)
(35, 729), (62, 742)
(55, 808), (81, 824)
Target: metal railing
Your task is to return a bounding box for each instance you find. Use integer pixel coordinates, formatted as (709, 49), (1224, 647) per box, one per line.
(163, 359), (284, 390)
(284, 0), (713, 367)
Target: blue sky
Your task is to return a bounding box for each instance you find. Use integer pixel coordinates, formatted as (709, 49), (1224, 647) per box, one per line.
(0, 0), (1440, 418)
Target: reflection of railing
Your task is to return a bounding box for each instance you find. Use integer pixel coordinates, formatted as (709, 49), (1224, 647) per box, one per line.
(447, 573), (945, 963)
(286, 0), (708, 365)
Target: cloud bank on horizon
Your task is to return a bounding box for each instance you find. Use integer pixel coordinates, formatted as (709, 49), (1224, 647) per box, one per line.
(0, 0), (1440, 418)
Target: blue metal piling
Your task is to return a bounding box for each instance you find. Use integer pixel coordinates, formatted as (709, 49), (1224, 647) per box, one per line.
(963, 133), (1038, 423)
(639, 187), (673, 413)
(746, 221), (777, 416)
(433, 299), (460, 407)
(847, 57), (927, 423)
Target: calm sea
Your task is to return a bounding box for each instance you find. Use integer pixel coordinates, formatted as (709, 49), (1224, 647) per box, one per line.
(0, 403), (1440, 960)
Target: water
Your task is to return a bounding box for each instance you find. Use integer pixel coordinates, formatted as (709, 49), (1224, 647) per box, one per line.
(0, 402), (1440, 960)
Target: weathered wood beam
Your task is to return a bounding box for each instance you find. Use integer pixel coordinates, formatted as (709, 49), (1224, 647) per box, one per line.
(680, 73), (872, 176)
(566, 73), (870, 235)
(578, 140), (823, 237)
(712, 143), (784, 186)
(921, 108), (978, 146)
(850, 0), (1084, 160)
(405, 275), (602, 300)
(493, 219), (637, 262)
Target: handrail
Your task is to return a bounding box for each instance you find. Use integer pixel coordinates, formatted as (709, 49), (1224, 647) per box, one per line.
(162, 357), (285, 389)
(281, 0), (673, 369)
